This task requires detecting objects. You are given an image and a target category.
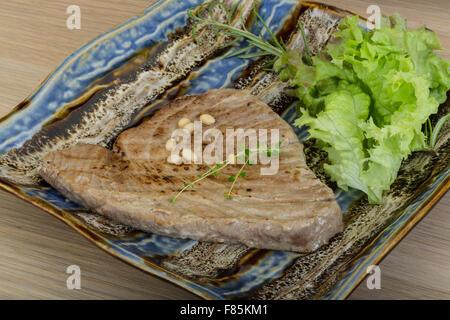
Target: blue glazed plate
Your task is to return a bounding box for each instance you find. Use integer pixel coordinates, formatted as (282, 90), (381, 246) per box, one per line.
(0, 0), (448, 299)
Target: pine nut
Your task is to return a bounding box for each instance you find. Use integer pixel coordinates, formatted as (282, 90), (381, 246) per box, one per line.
(165, 139), (176, 152)
(178, 118), (191, 128)
(183, 122), (195, 134)
(200, 114), (215, 125)
(167, 154), (182, 165)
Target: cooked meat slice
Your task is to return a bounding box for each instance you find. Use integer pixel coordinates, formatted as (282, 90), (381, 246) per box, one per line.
(40, 89), (342, 252)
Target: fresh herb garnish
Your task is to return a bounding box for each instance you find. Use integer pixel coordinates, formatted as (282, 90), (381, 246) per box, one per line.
(171, 143), (282, 203)
(298, 20), (312, 66)
(187, 1), (312, 69)
(171, 162), (228, 204)
(226, 148), (251, 199)
(188, 1), (284, 59)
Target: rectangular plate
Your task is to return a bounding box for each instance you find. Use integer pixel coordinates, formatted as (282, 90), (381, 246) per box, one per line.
(0, 0), (448, 299)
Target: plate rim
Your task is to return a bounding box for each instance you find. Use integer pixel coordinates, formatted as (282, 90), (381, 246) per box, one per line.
(0, 170), (448, 300)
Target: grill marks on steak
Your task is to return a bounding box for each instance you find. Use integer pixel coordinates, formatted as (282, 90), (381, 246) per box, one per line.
(40, 89), (342, 252)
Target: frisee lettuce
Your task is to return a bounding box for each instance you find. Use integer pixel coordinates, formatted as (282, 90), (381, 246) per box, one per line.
(274, 14), (450, 204)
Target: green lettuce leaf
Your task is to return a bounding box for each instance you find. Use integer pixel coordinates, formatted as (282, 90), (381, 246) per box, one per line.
(295, 83), (371, 196)
(276, 14), (450, 204)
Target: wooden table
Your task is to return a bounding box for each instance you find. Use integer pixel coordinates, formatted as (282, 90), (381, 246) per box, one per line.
(0, 0), (448, 300)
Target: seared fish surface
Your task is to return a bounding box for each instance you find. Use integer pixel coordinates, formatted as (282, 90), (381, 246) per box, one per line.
(40, 89), (342, 252)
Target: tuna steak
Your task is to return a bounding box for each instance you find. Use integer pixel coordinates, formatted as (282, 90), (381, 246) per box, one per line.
(40, 89), (342, 252)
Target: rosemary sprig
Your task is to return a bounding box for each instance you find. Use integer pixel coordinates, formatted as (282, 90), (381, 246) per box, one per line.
(298, 20), (313, 66)
(188, 1), (285, 59)
(188, 1), (313, 72)
(251, 2), (285, 52)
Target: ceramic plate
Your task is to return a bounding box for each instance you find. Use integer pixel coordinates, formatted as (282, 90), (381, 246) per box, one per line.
(0, 0), (448, 299)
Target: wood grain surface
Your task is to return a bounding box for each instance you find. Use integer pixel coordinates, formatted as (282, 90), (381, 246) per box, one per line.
(0, 0), (448, 300)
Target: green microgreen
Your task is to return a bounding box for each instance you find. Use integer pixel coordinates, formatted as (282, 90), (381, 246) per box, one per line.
(171, 144), (283, 203)
(226, 151), (250, 199)
(171, 160), (231, 203)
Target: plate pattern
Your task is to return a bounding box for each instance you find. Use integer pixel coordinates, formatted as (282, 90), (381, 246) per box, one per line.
(0, 0), (448, 299)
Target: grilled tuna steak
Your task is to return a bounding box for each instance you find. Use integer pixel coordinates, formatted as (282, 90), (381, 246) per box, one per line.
(40, 89), (342, 252)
